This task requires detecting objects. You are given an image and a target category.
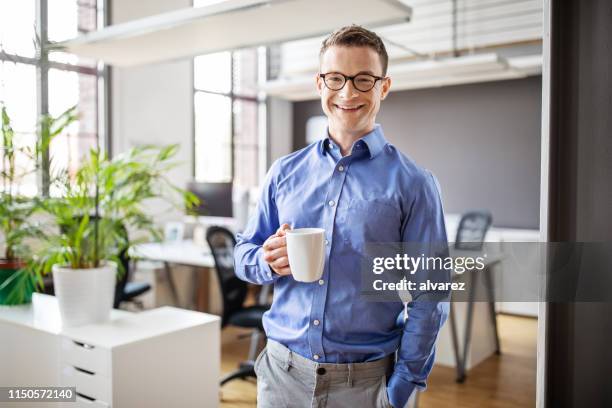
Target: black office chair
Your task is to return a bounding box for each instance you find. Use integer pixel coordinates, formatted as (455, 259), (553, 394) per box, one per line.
(454, 211), (492, 250)
(449, 210), (499, 383)
(42, 217), (151, 309)
(113, 231), (151, 309)
(206, 226), (270, 386)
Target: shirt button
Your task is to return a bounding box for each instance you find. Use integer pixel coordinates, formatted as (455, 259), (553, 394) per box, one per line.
(313, 354), (320, 360)
(325, 239), (329, 245)
(328, 200), (335, 207)
(318, 279), (325, 285)
(313, 319), (320, 326)
(338, 165), (344, 172)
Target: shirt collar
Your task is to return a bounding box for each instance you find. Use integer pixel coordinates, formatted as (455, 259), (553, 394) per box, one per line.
(318, 124), (387, 159)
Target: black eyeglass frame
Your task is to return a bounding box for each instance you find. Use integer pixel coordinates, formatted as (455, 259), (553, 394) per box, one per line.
(319, 72), (387, 92)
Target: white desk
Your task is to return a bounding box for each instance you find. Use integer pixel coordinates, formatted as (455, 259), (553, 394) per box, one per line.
(131, 240), (215, 310)
(0, 293), (220, 408)
(132, 240), (214, 268)
(435, 249), (505, 383)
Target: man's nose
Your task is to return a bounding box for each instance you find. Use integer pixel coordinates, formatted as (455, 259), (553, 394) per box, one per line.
(339, 79), (359, 98)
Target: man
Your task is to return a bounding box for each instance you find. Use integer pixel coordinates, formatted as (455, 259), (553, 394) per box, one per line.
(234, 25), (449, 408)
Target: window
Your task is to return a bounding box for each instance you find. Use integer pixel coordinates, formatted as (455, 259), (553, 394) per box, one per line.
(0, 0), (106, 196)
(193, 47), (267, 188)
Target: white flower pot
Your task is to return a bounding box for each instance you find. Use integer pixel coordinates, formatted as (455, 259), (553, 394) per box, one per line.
(52, 262), (116, 328)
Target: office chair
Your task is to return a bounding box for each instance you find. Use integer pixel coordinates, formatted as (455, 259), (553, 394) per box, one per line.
(113, 230), (151, 309)
(454, 211), (492, 250)
(42, 217), (151, 309)
(449, 210), (500, 383)
(206, 226), (270, 386)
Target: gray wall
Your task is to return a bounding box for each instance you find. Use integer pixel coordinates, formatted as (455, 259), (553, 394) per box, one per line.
(293, 76), (542, 229)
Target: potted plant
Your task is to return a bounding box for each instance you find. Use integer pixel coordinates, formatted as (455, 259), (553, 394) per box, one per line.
(0, 104), (77, 305)
(29, 144), (197, 326)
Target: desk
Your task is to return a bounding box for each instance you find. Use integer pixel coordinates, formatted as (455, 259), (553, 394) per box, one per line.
(433, 249), (504, 383)
(0, 293), (220, 408)
(132, 240), (214, 268)
(131, 240), (214, 310)
(449, 249), (503, 382)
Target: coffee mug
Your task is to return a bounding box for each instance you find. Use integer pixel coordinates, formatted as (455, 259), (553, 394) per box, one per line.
(285, 228), (326, 282)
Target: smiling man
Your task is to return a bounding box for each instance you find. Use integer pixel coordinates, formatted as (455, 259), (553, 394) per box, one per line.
(234, 25), (449, 408)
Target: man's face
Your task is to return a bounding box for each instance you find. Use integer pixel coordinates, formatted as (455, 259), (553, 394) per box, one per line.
(317, 45), (391, 136)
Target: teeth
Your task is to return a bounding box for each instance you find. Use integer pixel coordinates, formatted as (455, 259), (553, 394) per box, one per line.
(337, 105), (361, 110)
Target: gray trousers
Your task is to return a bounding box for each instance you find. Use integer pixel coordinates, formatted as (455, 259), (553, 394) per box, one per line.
(254, 340), (395, 408)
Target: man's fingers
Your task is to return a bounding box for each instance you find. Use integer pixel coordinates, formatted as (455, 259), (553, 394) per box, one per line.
(263, 247), (287, 264)
(263, 225), (292, 275)
(271, 256), (289, 269)
(276, 223), (291, 236)
(270, 246), (288, 259)
(274, 266), (292, 276)
(264, 224), (292, 251)
(263, 235), (287, 251)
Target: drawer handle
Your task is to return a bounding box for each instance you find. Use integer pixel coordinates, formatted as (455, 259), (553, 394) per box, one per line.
(73, 340), (95, 350)
(74, 366), (96, 376)
(76, 392), (95, 401)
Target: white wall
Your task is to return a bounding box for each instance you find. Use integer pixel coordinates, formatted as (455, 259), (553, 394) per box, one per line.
(267, 97), (293, 166)
(111, 0), (193, 224)
(110, 0), (295, 226)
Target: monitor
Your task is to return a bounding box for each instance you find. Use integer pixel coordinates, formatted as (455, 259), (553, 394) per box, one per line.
(187, 182), (233, 218)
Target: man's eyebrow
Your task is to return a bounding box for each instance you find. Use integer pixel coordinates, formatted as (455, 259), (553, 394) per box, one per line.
(324, 70), (382, 76)
(355, 70), (377, 76)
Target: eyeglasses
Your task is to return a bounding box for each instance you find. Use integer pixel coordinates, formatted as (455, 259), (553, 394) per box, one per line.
(319, 72), (385, 92)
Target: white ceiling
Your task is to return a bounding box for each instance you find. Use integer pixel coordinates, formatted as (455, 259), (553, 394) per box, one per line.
(60, 0), (412, 67)
(262, 53), (543, 101)
(268, 0), (543, 100)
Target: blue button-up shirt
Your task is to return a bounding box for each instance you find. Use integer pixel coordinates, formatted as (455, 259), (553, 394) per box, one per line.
(234, 124), (449, 408)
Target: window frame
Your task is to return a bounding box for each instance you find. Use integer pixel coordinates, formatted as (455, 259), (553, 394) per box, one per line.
(0, 0), (109, 196)
(192, 47), (267, 187)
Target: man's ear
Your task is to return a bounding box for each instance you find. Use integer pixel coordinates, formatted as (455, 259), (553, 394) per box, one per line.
(315, 73), (323, 96)
(380, 76), (392, 100)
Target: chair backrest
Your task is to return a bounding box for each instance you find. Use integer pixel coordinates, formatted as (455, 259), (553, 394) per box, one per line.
(206, 226), (247, 327)
(113, 222), (130, 308)
(454, 211), (493, 250)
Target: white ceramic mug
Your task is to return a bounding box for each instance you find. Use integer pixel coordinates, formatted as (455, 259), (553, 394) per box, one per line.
(285, 228), (325, 282)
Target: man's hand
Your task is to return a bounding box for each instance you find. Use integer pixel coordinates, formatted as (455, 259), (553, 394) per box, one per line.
(262, 223), (292, 276)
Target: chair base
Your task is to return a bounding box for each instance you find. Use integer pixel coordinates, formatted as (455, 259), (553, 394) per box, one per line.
(220, 361), (257, 386)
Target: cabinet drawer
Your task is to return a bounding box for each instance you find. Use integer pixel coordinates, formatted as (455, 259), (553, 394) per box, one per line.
(74, 395), (110, 408)
(62, 365), (112, 404)
(61, 337), (111, 377)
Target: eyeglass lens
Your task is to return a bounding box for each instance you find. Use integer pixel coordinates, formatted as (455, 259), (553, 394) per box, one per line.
(324, 73), (377, 92)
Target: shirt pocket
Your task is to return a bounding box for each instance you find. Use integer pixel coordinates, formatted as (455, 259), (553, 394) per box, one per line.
(346, 198), (402, 244)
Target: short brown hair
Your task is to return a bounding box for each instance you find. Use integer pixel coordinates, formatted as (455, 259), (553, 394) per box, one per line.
(319, 25), (389, 76)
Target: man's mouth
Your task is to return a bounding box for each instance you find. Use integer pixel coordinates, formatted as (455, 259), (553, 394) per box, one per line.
(334, 104), (364, 112)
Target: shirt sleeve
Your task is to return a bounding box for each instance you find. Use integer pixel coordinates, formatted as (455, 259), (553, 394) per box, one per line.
(387, 171), (451, 408)
(233, 160), (282, 285)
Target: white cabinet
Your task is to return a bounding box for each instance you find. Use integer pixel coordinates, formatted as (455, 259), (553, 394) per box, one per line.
(60, 337), (112, 377)
(0, 294), (220, 408)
